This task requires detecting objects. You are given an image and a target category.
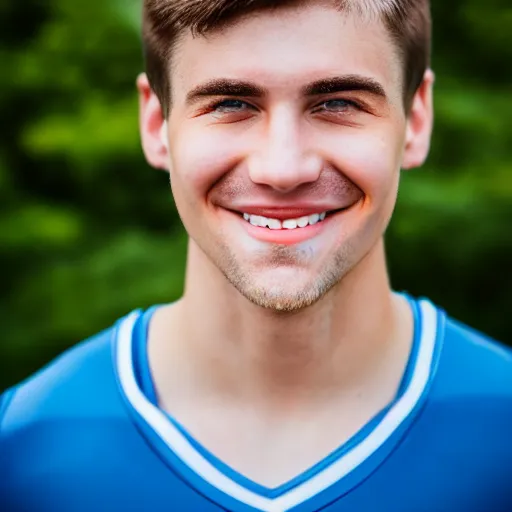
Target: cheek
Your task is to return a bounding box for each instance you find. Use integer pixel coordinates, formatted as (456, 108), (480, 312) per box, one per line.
(169, 124), (247, 199)
(323, 128), (404, 203)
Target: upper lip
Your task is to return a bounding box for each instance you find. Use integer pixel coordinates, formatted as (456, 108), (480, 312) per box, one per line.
(228, 205), (345, 220)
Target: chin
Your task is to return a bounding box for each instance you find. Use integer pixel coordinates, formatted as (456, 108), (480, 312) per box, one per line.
(228, 266), (341, 312)
(243, 286), (323, 312)
(210, 235), (358, 311)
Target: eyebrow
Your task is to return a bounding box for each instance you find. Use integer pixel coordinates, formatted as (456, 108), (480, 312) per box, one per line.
(185, 75), (387, 105)
(302, 76), (387, 99)
(186, 79), (266, 105)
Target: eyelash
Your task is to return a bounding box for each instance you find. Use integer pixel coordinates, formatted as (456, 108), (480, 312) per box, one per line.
(313, 99), (362, 114)
(210, 99), (253, 114)
(207, 98), (363, 116)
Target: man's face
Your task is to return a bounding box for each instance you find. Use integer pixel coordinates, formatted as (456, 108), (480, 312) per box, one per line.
(158, 3), (427, 311)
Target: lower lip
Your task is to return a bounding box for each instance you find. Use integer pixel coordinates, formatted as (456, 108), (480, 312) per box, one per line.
(240, 215), (331, 245)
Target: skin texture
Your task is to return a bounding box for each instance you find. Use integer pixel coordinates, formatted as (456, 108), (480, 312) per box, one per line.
(138, 1), (433, 486)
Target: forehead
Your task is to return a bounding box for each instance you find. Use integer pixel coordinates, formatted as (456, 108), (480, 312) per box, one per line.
(171, 2), (403, 102)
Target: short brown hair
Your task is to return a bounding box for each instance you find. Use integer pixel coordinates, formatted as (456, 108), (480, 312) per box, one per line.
(142, 0), (431, 116)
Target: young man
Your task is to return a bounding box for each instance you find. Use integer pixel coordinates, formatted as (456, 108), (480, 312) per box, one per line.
(1, 1), (511, 511)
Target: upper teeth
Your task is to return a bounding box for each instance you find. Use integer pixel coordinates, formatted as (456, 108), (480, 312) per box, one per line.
(243, 212), (327, 229)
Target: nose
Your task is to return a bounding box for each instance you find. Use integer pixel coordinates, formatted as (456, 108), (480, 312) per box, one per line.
(248, 110), (322, 193)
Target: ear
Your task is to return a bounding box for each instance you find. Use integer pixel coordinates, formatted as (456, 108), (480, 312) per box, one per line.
(402, 69), (435, 170)
(137, 73), (170, 171)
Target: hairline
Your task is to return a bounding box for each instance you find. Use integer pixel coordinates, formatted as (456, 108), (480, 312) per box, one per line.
(161, 7), (409, 116)
(143, 0), (429, 117)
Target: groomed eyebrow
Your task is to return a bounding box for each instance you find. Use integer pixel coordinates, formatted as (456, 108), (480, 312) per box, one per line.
(185, 75), (387, 105)
(302, 76), (387, 99)
(186, 79), (266, 105)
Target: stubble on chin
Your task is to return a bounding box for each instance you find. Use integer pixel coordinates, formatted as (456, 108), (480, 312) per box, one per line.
(216, 240), (355, 312)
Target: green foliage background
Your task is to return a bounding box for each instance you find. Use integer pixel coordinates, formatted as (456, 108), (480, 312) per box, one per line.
(1, 0), (510, 390)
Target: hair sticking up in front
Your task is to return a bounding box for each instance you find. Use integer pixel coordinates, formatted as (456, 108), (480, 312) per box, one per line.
(142, 0), (431, 116)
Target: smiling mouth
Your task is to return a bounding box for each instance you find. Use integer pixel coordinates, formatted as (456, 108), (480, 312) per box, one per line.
(238, 209), (345, 230)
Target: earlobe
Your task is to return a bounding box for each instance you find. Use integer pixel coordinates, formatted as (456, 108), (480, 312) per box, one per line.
(402, 69), (435, 170)
(137, 73), (170, 171)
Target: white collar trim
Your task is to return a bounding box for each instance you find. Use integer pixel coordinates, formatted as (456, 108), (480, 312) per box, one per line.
(116, 299), (438, 512)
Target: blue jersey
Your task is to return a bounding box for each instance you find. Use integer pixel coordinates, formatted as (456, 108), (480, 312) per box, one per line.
(1, 297), (512, 512)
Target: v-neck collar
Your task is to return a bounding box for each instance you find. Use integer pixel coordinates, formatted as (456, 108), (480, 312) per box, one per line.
(114, 298), (443, 512)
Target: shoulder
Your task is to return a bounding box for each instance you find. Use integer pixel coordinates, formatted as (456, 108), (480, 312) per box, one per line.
(399, 305), (512, 505)
(423, 308), (512, 446)
(0, 311), (141, 451)
(435, 313), (512, 396)
(1, 325), (120, 434)
(0, 311), (171, 510)
(0, 315), (141, 505)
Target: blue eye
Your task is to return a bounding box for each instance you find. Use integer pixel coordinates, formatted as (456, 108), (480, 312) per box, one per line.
(322, 99), (353, 112)
(213, 100), (248, 113)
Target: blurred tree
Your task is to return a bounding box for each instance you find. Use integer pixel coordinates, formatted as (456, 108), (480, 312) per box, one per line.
(0, 0), (183, 386)
(0, 0), (510, 390)
(388, 0), (512, 339)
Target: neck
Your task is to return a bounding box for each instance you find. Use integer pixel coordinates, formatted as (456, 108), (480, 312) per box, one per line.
(149, 238), (413, 414)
